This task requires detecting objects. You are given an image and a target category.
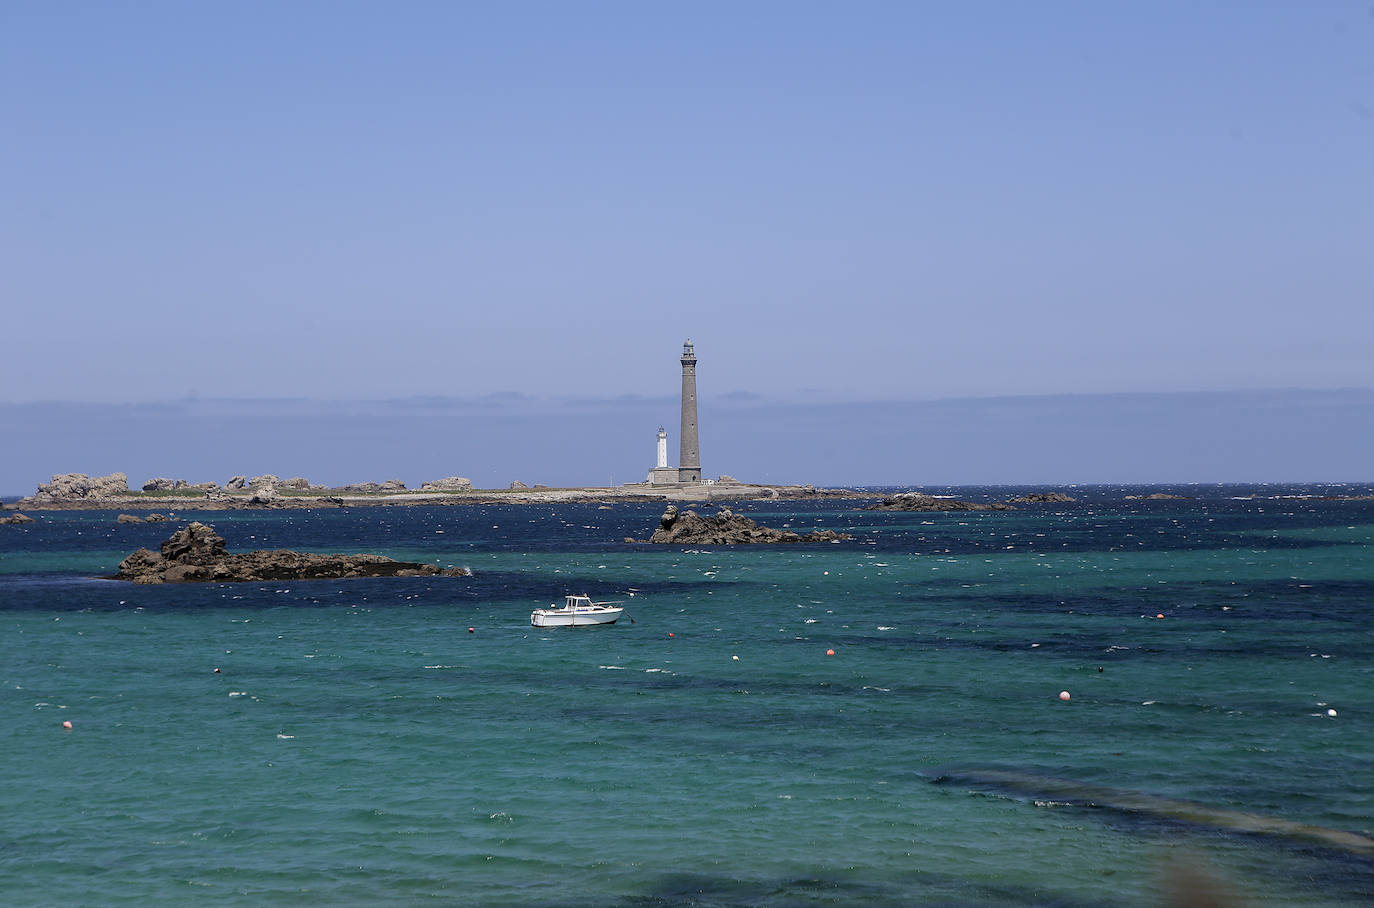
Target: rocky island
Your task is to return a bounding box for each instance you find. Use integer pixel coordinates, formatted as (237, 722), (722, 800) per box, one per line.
(111, 522), (472, 584)
(631, 505), (852, 545)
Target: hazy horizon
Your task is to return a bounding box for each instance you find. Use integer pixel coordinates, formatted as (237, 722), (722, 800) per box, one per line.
(5, 386), (1372, 497)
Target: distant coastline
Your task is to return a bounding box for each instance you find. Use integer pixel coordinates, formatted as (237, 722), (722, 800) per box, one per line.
(4, 472), (869, 511)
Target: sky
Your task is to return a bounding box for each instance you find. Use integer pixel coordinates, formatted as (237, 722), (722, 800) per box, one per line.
(2, 3), (1371, 491)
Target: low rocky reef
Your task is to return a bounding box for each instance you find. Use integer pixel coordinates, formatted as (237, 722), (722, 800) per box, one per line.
(111, 522), (472, 584)
(866, 493), (1017, 512)
(1, 513), (35, 525)
(866, 491), (1079, 511)
(630, 505), (852, 545)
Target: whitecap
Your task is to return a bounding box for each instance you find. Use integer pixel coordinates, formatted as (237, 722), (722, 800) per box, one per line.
(599, 665), (626, 670)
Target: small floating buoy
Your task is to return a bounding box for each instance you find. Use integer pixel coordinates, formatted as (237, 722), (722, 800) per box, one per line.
(1156, 614), (1165, 619)
(468, 627), (475, 634)
(826, 649), (835, 656)
(62, 720), (73, 729)
(731, 655), (739, 661)
(1328, 708), (1338, 717)
(213, 667), (221, 673)
(1059, 691), (1071, 701)
(667, 632), (675, 637)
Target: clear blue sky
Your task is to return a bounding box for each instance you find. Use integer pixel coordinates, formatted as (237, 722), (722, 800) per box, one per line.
(2, 3), (1371, 490)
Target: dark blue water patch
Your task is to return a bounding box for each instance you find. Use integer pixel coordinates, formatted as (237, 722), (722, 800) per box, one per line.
(835, 624), (1371, 664)
(615, 869), (1108, 908)
(944, 587), (1374, 624)
(926, 767), (1374, 902)
(7, 496), (1372, 564)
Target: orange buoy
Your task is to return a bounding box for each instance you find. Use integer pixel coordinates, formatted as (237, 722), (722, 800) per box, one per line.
(62, 720), (73, 729)
(826, 649), (835, 656)
(1156, 613), (1165, 619)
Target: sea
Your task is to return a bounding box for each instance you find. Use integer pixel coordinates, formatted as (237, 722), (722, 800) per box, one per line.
(1, 485), (1371, 907)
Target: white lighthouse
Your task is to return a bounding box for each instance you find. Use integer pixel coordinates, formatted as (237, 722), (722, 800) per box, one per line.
(648, 426), (678, 484)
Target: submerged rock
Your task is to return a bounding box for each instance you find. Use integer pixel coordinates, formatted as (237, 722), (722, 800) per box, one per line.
(111, 522), (472, 584)
(1, 513), (36, 525)
(866, 493), (1015, 512)
(643, 505), (851, 545)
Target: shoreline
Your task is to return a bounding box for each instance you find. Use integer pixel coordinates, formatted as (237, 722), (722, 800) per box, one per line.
(5, 482), (873, 511)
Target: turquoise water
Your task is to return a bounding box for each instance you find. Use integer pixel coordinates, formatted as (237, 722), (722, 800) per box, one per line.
(2, 487), (1372, 905)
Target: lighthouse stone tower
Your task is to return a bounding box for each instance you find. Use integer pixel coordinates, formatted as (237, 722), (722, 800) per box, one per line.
(678, 339), (701, 483)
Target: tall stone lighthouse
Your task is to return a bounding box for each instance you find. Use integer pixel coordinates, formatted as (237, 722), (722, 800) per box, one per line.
(678, 339), (701, 483)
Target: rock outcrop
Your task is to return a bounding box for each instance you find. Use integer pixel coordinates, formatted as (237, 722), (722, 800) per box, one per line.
(338, 480), (407, 493)
(142, 477), (175, 492)
(1007, 492), (1077, 503)
(866, 493), (1015, 512)
(111, 522), (472, 584)
(1, 513), (35, 525)
(420, 476), (473, 492)
(643, 505), (851, 545)
(31, 472), (130, 503)
(226, 476), (247, 490)
(509, 481), (529, 491)
(117, 513), (169, 524)
(1124, 493), (1191, 500)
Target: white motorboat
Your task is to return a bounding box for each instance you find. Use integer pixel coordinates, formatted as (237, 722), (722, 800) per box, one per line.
(531, 594), (624, 628)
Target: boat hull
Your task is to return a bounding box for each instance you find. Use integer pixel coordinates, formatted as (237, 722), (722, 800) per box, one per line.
(530, 607), (623, 628)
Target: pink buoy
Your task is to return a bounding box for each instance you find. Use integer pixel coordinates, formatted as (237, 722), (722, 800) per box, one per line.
(1059, 691), (1071, 701)
(468, 627), (475, 634)
(62, 720), (73, 729)
(826, 649), (835, 656)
